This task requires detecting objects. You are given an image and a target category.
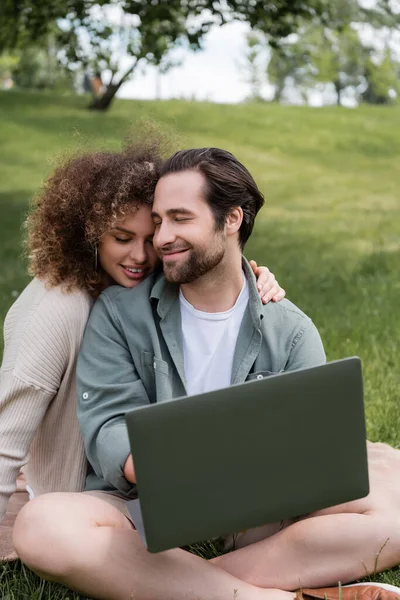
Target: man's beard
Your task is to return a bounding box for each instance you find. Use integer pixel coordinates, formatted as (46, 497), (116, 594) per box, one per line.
(162, 238), (225, 284)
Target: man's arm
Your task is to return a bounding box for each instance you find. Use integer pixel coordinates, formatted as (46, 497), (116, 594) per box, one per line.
(285, 319), (326, 372)
(76, 292), (149, 495)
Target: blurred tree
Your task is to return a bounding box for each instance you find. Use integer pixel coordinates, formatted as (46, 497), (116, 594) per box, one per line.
(267, 33), (314, 102)
(0, 1), (333, 52)
(362, 49), (400, 105)
(0, 0), (368, 111)
(0, 0), (87, 52)
(54, 3), (198, 110)
(238, 33), (266, 101)
(2, 0), (399, 110)
(12, 43), (74, 91)
(265, 0), (400, 105)
(266, 24), (400, 106)
(312, 26), (366, 105)
(0, 53), (19, 81)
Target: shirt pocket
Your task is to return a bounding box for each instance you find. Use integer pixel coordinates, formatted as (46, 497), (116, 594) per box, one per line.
(140, 351), (169, 377)
(140, 351), (171, 402)
(245, 370), (281, 382)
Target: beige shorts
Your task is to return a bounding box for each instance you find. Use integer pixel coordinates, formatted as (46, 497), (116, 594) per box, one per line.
(85, 490), (297, 552)
(85, 490), (135, 524)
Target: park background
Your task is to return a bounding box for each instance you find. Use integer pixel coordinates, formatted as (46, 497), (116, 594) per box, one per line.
(1, 0), (400, 597)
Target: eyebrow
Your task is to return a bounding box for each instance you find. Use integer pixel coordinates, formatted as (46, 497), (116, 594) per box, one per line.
(151, 208), (195, 219)
(112, 226), (135, 235)
(111, 226), (153, 239)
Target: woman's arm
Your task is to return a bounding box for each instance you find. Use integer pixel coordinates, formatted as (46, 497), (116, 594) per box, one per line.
(0, 284), (88, 522)
(0, 374), (55, 521)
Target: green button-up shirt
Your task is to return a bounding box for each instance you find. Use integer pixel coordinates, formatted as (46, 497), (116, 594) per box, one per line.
(77, 258), (326, 497)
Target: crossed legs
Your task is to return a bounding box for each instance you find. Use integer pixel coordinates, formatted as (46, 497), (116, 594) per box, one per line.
(13, 443), (400, 600)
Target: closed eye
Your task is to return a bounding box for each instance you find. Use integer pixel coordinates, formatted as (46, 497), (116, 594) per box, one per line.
(115, 237), (130, 243)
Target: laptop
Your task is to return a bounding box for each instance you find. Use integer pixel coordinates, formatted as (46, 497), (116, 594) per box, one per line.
(125, 357), (369, 553)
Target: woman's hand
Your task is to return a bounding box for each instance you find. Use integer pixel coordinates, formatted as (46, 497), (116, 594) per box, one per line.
(250, 260), (286, 304)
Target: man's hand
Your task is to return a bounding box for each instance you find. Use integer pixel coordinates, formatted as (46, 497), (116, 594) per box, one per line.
(250, 260), (286, 304)
(123, 454), (136, 483)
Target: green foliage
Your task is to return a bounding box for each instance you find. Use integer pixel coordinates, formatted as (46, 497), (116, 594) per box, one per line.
(263, 0), (400, 104)
(266, 10), (400, 105)
(0, 0), (87, 52)
(312, 26), (366, 103)
(1, 1), (333, 58)
(56, 2), (196, 83)
(5, 0), (394, 110)
(267, 30), (314, 101)
(362, 49), (400, 105)
(12, 47), (49, 89)
(12, 44), (74, 91)
(0, 0), (331, 53)
(0, 52), (19, 80)
(238, 33), (266, 101)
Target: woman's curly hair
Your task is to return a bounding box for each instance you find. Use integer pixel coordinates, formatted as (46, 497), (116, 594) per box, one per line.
(26, 134), (168, 297)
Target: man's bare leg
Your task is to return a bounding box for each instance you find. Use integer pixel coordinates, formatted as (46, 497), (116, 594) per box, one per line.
(13, 493), (294, 600)
(213, 511), (400, 591)
(212, 443), (400, 591)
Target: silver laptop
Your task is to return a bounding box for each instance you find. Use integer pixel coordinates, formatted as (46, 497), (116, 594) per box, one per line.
(125, 357), (369, 552)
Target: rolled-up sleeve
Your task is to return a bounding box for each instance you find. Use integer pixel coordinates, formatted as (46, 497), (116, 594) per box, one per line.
(76, 292), (149, 495)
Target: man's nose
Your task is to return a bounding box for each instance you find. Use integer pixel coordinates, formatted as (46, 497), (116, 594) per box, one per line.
(154, 222), (176, 248)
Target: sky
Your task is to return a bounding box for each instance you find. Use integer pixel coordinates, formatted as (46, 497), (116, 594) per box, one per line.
(117, 20), (264, 104)
(101, 0), (398, 106)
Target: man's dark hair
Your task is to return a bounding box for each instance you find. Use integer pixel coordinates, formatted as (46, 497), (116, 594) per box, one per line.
(160, 148), (265, 249)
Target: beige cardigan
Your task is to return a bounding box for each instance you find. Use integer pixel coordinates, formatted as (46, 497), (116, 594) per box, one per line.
(0, 278), (92, 521)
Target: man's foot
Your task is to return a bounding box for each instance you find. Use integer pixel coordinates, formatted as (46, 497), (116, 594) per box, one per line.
(296, 582), (400, 599)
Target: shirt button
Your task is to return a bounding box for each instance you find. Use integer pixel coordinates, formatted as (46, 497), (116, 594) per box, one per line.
(153, 361), (156, 370)
(82, 392), (89, 399)
(256, 374), (263, 380)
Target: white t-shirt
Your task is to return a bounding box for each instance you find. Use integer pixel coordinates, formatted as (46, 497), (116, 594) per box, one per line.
(179, 276), (249, 396)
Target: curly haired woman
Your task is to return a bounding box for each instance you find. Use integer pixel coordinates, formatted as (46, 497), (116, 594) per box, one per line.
(0, 136), (285, 560)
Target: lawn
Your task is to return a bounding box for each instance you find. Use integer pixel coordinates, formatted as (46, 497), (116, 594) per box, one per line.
(0, 89), (399, 598)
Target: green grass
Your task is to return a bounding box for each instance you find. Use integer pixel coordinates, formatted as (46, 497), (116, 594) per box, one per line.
(0, 89), (399, 598)
(0, 560), (87, 599)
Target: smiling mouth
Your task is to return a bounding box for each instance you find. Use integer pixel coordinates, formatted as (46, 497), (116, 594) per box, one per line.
(121, 266), (147, 279)
(161, 249), (189, 260)
(124, 267), (145, 273)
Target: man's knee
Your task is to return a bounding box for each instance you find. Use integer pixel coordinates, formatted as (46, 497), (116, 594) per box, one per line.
(13, 493), (80, 578)
(13, 491), (131, 578)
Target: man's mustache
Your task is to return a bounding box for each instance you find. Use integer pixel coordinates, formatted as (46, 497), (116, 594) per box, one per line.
(158, 244), (191, 257)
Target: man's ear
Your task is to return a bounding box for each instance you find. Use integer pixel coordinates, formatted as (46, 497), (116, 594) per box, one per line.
(225, 207), (243, 237)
